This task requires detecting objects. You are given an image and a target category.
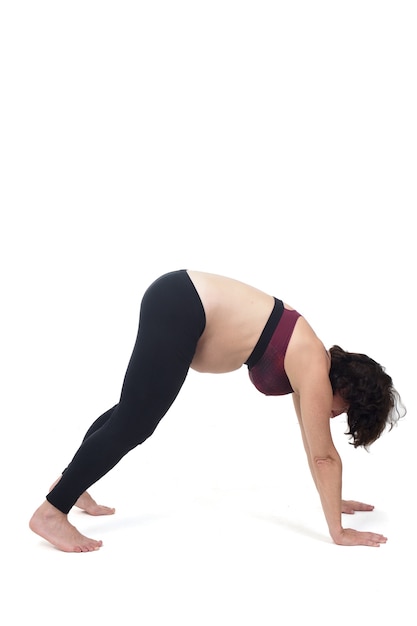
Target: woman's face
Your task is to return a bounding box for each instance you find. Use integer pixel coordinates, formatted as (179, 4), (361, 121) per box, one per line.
(331, 393), (349, 418)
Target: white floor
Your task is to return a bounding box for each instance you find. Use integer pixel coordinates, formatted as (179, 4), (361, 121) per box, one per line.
(6, 371), (416, 626)
(2, 2), (416, 624)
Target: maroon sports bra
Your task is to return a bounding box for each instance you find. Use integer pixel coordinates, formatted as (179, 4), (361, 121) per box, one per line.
(246, 299), (302, 396)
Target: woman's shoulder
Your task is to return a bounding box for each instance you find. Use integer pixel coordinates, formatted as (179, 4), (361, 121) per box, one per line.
(285, 318), (329, 387)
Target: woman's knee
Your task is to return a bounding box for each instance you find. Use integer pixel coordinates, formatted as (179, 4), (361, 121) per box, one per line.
(107, 408), (161, 450)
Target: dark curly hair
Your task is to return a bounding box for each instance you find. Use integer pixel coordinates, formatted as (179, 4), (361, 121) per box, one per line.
(329, 345), (405, 448)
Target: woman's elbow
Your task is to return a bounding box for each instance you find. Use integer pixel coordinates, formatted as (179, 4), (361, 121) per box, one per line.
(313, 453), (341, 469)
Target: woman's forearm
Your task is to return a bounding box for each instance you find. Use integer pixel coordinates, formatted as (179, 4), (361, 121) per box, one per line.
(312, 454), (343, 540)
(293, 393), (343, 538)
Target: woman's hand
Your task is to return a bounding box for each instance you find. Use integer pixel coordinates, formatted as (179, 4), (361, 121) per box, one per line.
(335, 501), (386, 546)
(332, 528), (387, 547)
(341, 499), (374, 514)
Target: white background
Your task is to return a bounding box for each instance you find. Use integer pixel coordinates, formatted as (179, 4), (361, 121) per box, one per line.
(1, 1), (416, 624)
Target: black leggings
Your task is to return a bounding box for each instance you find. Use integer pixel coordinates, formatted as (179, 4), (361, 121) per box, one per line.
(46, 270), (206, 514)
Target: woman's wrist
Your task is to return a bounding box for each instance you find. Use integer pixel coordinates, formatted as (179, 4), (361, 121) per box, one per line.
(329, 525), (344, 542)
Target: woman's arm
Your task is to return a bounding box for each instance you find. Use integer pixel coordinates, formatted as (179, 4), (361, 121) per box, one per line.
(292, 395), (375, 515)
(292, 375), (386, 547)
(295, 383), (344, 541)
(293, 393), (318, 489)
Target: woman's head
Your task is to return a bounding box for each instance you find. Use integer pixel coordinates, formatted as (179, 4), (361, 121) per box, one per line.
(329, 345), (405, 448)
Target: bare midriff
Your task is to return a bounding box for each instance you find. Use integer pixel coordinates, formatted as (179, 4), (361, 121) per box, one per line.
(187, 270), (276, 373)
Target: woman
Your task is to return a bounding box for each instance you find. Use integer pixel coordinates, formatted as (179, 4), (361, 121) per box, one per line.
(29, 269), (404, 551)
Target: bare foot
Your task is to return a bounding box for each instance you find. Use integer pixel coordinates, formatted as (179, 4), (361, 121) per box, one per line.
(49, 477), (116, 516)
(74, 491), (116, 516)
(29, 500), (103, 553)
